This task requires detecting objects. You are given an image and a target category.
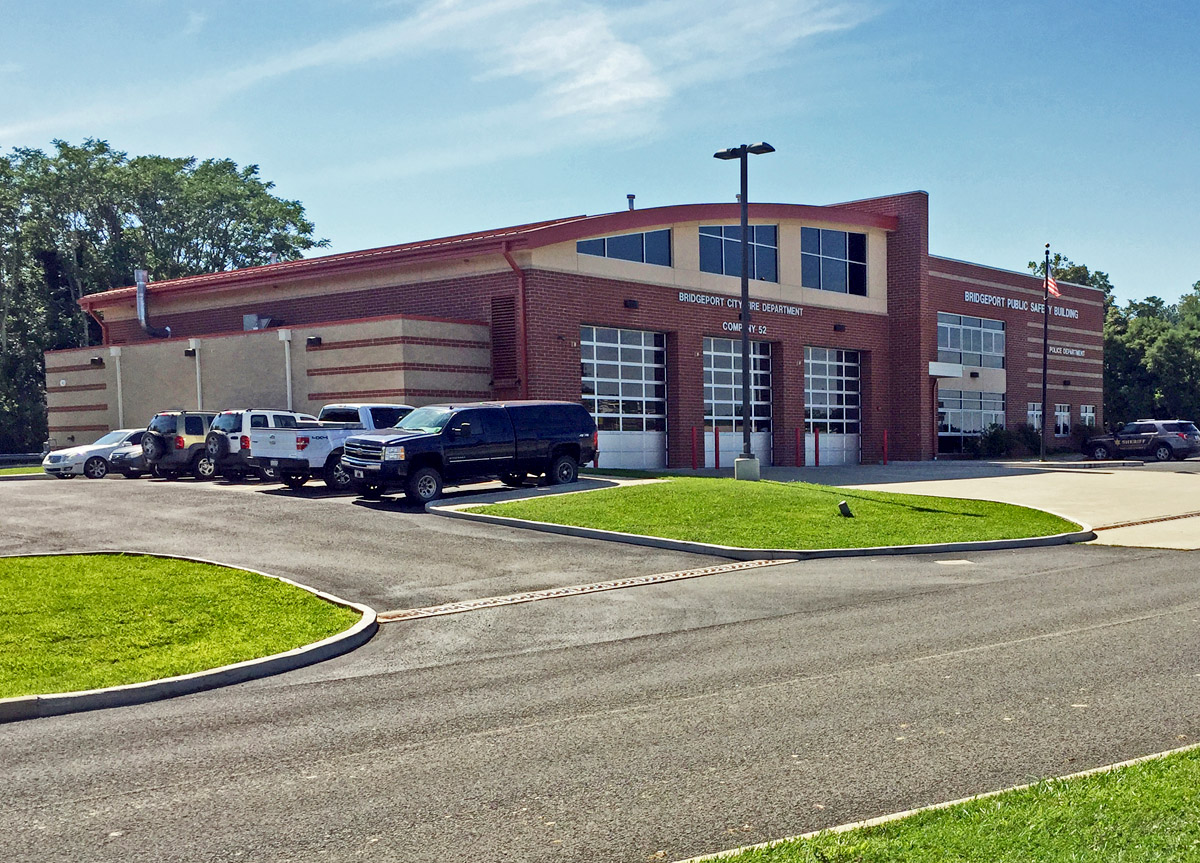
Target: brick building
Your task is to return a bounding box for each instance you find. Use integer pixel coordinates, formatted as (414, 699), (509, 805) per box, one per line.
(45, 190), (1105, 467)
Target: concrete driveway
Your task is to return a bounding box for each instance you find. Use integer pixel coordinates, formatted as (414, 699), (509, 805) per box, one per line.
(758, 460), (1200, 550)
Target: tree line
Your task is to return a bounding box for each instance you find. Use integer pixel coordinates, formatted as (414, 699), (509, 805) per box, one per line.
(1030, 254), (1200, 430)
(1, 140), (1197, 453)
(0, 139), (327, 451)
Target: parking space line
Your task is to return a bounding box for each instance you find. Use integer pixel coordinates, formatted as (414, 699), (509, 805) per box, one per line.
(376, 559), (796, 623)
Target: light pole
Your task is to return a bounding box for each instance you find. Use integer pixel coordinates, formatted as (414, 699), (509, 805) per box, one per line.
(714, 142), (774, 480)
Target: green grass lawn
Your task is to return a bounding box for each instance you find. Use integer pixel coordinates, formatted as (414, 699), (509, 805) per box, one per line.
(0, 465), (42, 475)
(729, 749), (1200, 862)
(0, 554), (361, 698)
(470, 477), (1078, 549)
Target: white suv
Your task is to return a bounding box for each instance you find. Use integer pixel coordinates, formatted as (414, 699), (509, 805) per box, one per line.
(204, 409), (317, 480)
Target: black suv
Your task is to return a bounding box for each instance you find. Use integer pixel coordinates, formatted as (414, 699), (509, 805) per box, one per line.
(1085, 419), (1200, 461)
(141, 411), (219, 478)
(341, 401), (598, 502)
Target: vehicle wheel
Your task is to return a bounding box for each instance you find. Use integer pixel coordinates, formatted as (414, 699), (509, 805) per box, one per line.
(405, 466), (443, 503)
(205, 433), (229, 460)
(1090, 444), (1110, 460)
(549, 454), (579, 485)
(194, 456), (217, 480)
(282, 472), (310, 490)
(83, 456), (109, 479)
(353, 481), (383, 500)
(141, 432), (165, 462)
(1153, 442), (1174, 462)
(499, 472), (527, 487)
(324, 458), (353, 492)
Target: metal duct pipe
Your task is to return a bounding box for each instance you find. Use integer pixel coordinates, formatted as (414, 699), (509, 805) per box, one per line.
(135, 268), (170, 338)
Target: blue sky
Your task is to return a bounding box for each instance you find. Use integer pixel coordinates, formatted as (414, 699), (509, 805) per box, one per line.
(3, 0), (1196, 304)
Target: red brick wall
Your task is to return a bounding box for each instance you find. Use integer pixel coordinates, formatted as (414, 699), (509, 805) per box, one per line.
(928, 256), (1106, 433)
(104, 272), (519, 345)
(847, 191), (933, 460)
(519, 270), (893, 468)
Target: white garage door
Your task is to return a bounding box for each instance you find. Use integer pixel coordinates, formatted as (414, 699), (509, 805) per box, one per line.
(804, 346), (860, 466)
(581, 326), (667, 469)
(703, 337), (772, 467)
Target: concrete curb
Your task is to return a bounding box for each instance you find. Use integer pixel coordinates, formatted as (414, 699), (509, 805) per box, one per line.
(429, 502), (1095, 561)
(0, 473), (53, 481)
(672, 741), (1200, 862)
(0, 551), (377, 723)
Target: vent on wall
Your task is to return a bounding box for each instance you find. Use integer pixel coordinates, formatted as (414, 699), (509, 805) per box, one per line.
(490, 296), (519, 388)
(243, 314), (274, 331)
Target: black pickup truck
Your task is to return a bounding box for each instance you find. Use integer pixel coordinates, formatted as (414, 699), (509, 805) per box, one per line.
(340, 401), (598, 502)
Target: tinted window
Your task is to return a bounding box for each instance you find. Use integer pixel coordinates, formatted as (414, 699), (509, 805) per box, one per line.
(127, 430), (145, 444)
(605, 232), (643, 262)
(212, 412), (242, 433)
(320, 408), (361, 423)
(480, 409), (511, 441)
(451, 409), (483, 438)
(250, 414), (269, 428)
(149, 414), (177, 435)
(184, 416), (206, 436)
(644, 230), (671, 266)
(370, 406), (411, 428)
(274, 415), (298, 429)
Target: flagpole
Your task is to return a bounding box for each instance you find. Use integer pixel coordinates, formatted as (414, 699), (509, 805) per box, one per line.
(1039, 243), (1050, 462)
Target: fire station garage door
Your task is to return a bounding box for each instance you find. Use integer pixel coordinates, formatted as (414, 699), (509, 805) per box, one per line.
(804, 346), (860, 466)
(581, 326), (667, 469)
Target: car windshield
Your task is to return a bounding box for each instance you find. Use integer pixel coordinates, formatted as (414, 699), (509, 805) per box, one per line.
(212, 412), (243, 433)
(393, 406), (454, 433)
(93, 431), (128, 445)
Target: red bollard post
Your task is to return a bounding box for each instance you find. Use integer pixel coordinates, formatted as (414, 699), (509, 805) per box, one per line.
(814, 426), (820, 467)
(795, 427), (802, 467)
(714, 425), (720, 471)
(691, 427), (698, 471)
(883, 429), (889, 465)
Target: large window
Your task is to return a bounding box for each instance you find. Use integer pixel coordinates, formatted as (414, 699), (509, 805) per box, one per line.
(1027, 402), (1042, 429)
(804, 347), (860, 434)
(577, 230), (671, 266)
(1081, 405), (1096, 427)
(801, 228), (867, 295)
(699, 225), (778, 282)
(703, 338), (771, 432)
(938, 312), (1006, 369)
(580, 326), (666, 432)
(939, 390), (1005, 453)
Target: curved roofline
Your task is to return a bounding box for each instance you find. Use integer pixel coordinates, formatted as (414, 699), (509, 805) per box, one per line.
(81, 201), (898, 309)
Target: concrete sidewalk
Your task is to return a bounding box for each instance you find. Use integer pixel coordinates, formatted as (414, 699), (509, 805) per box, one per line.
(758, 460), (1200, 550)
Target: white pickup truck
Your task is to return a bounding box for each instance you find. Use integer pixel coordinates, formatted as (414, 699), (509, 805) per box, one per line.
(248, 403), (414, 491)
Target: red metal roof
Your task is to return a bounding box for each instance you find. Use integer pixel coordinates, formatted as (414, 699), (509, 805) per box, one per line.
(81, 202), (899, 309)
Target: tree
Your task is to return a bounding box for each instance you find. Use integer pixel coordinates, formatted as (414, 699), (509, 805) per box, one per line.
(0, 139), (328, 452)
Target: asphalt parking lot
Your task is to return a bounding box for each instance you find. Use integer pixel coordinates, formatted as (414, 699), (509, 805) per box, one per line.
(3, 465), (1199, 862)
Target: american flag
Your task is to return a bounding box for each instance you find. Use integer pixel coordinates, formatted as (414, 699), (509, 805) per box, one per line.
(1046, 272), (1061, 298)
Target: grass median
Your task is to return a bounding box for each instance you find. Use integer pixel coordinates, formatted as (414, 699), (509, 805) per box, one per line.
(0, 554), (361, 698)
(468, 477), (1079, 549)
(725, 748), (1200, 862)
(0, 466), (41, 475)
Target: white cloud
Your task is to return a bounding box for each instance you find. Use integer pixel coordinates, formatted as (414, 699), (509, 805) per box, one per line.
(183, 10), (208, 36)
(0, 61), (22, 75)
(0, 0), (875, 165)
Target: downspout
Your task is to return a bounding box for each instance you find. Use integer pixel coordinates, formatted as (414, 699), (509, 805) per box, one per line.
(501, 242), (530, 399)
(278, 329), (294, 411)
(84, 305), (109, 345)
(189, 339), (203, 410)
(109, 346), (124, 428)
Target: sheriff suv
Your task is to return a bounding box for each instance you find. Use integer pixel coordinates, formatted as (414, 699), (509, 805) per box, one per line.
(140, 411), (219, 479)
(1085, 419), (1200, 462)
